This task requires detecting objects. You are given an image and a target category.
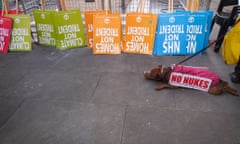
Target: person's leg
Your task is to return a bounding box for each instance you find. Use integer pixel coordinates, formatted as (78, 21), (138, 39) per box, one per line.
(230, 56), (240, 83)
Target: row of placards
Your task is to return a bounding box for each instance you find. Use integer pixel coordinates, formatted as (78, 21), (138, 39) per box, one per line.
(154, 11), (213, 55)
(34, 10), (213, 55)
(33, 9), (86, 50)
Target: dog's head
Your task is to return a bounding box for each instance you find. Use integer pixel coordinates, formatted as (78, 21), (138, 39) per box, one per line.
(144, 65), (171, 82)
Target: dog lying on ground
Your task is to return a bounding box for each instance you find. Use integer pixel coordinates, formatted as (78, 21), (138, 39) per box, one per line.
(144, 65), (239, 96)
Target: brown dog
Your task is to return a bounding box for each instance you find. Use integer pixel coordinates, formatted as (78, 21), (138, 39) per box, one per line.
(144, 65), (239, 96)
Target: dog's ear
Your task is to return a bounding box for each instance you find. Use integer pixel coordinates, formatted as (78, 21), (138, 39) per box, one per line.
(158, 65), (162, 68)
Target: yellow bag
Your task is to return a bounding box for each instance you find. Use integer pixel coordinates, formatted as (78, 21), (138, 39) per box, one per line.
(222, 21), (240, 64)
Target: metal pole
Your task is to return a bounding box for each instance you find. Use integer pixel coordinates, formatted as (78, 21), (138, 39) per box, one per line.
(121, 0), (126, 13)
(101, 0), (104, 9)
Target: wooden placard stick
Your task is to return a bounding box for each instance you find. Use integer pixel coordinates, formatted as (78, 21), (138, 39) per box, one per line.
(41, 0), (46, 10)
(168, 0), (173, 12)
(60, 0), (66, 11)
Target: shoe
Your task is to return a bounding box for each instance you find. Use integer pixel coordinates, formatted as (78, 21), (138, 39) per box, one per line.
(214, 45), (221, 53)
(230, 72), (240, 83)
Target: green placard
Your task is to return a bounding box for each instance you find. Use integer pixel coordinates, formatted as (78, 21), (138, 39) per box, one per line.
(53, 9), (86, 50)
(33, 10), (56, 46)
(6, 14), (32, 52)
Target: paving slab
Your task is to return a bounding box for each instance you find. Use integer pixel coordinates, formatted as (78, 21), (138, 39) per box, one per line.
(0, 44), (67, 97)
(91, 72), (176, 107)
(0, 97), (24, 127)
(175, 110), (240, 144)
(24, 71), (101, 102)
(0, 99), (125, 144)
(123, 106), (177, 144)
(123, 105), (240, 144)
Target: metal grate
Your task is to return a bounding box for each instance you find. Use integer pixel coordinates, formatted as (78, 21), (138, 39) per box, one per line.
(63, 0), (124, 13)
(126, 0), (185, 13)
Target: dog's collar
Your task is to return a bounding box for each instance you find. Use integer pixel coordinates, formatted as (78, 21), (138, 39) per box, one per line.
(157, 67), (172, 82)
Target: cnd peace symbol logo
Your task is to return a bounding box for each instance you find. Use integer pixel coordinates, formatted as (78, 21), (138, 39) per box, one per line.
(15, 18), (20, 24)
(41, 13), (46, 19)
(104, 18), (110, 24)
(64, 14), (69, 20)
(136, 16), (142, 23)
(188, 16), (195, 23)
(169, 16), (175, 23)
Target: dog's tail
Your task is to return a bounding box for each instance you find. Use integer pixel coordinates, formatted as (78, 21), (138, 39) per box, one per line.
(220, 79), (239, 96)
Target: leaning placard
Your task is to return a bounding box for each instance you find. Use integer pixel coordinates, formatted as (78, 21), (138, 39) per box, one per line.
(33, 0), (56, 46)
(85, 10), (110, 49)
(53, 9), (86, 50)
(84, 0), (109, 49)
(123, 0), (157, 55)
(195, 11), (213, 48)
(185, 12), (208, 55)
(0, 0), (13, 53)
(154, 13), (187, 56)
(123, 12), (157, 55)
(33, 10), (56, 46)
(6, 14), (32, 52)
(93, 13), (122, 54)
(0, 16), (12, 53)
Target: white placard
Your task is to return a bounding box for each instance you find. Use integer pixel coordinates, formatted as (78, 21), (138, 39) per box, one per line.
(169, 72), (212, 92)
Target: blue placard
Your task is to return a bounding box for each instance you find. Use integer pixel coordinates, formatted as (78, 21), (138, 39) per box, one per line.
(154, 11), (210, 56)
(185, 12), (208, 55)
(154, 13), (187, 55)
(197, 10), (213, 48)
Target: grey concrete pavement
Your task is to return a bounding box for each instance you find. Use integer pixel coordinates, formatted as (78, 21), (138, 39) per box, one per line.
(1, 0), (240, 144)
(1, 43), (240, 144)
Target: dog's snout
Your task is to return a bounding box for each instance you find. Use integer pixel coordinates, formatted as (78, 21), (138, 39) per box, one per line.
(144, 71), (150, 75)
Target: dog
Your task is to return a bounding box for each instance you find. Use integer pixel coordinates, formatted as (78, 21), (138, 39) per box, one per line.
(144, 65), (239, 96)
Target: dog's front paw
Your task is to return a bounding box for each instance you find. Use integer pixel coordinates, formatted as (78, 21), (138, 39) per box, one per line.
(155, 84), (178, 91)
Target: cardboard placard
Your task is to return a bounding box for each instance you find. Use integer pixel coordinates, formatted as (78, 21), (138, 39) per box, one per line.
(6, 14), (32, 52)
(93, 13), (122, 54)
(0, 16), (12, 53)
(84, 10), (110, 49)
(198, 11), (213, 48)
(53, 9), (86, 50)
(169, 72), (212, 92)
(185, 13), (208, 54)
(154, 13), (187, 55)
(33, 10), (56, 46)
(123, 12), (157, 55)
(154, 12), (209, 56)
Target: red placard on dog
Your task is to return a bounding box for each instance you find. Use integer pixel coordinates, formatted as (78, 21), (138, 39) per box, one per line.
(169, 72), (212, 92)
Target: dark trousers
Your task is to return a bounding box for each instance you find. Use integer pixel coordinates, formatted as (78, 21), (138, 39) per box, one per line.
(235, 56), (240, 72)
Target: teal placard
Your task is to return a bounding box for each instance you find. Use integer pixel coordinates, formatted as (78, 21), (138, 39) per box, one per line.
(53, 9), (86, 50)
(6, 14), (32, 52)
(33, 10), (56, 46)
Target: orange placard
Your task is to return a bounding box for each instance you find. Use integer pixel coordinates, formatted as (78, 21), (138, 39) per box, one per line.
(84, 10), (110, 49)
(93, 13), (122, 54)
(123, 12), (157, 55)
